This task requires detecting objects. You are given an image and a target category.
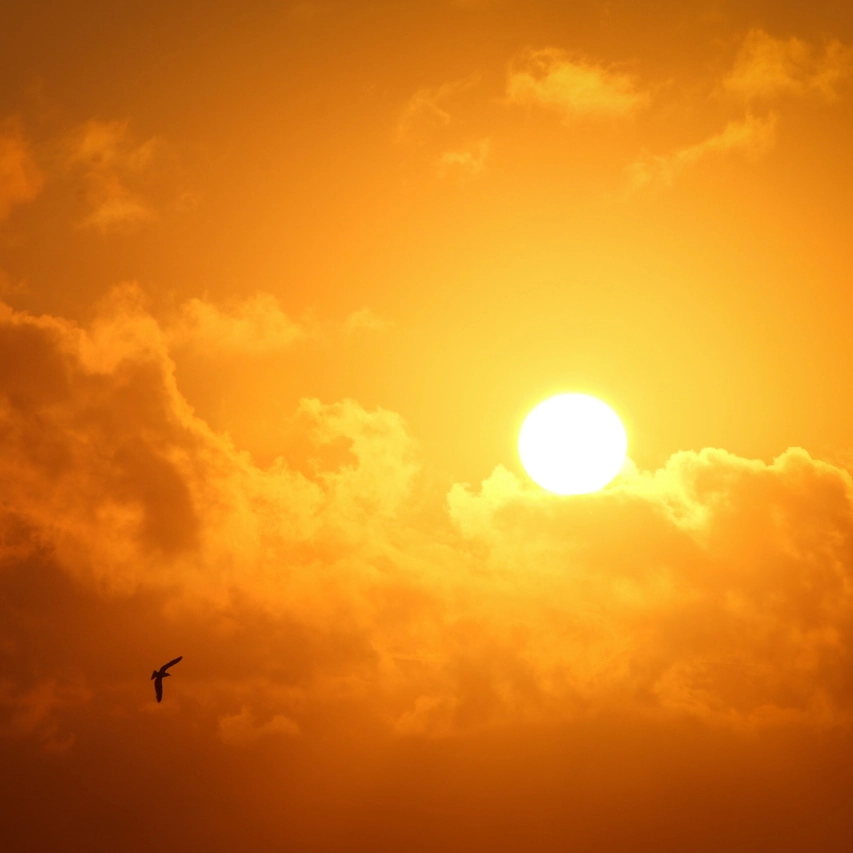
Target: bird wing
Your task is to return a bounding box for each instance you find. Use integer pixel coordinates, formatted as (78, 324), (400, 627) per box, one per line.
(155, 677), (163, 702)
(162, 656), (183, 671)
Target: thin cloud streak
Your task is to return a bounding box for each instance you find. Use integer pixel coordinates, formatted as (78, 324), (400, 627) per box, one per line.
(626, 113), (778, 191)
(395, 76), (480, 143)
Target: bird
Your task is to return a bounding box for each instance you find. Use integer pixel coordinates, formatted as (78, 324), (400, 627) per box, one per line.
(151, 656), (183, 703)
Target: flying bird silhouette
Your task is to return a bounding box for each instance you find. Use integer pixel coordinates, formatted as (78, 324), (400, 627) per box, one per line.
(151, 656), (183, 703)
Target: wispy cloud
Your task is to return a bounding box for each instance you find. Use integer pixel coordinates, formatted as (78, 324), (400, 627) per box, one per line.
(395, 76), (479, 143)
(437, 138), (490, 178)
(626, 30), (852, 193)
(66, 119), (161, 232)
(168, 292), (308, 355)
(507, 47), (649, 120)
(724, 29), (853, 102)
(626, 113), (777, 191)
(0, 678), (90, 752)
(0, 120), (43, 221)
(344, 307), (390, 336)
(168, 291), (385, 351)
(218, 706), (300, 744)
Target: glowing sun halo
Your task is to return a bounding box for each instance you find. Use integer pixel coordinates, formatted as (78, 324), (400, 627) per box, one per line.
(518, 394), (628, 495)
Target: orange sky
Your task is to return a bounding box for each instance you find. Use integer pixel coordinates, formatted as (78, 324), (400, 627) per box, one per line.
(3, 1), (853, 850)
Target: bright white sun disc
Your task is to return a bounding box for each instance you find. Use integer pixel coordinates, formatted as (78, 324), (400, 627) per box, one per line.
(518, 394), (627, 495)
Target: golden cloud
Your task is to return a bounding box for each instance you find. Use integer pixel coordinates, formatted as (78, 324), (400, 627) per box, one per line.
(1, 291), (853, 745)
(437, 138), (490, 179)
(507, 47), (649, 120)
(344, 307), (390, 336)
(168, 291), (308, 354)
(724, 29), (853, 101)
(66, 119), (161, 232)
(626, 112), (777, 191)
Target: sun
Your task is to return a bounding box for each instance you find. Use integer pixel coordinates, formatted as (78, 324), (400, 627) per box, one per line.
(518, 393), (627, 495)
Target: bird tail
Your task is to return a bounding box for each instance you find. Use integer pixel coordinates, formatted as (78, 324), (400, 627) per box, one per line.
(151, 671), (158, 680)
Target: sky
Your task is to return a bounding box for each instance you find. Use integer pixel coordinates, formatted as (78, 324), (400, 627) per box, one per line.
(2, 1), (853, 850)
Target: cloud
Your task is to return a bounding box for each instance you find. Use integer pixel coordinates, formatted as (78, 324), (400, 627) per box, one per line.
(626, 112), (777, 191)
(724, 30), (853, 101)
(437, 138), (490, 178)
(627, 30), (851, 194)
(395, 77), (479, 143)
(169, 291), (385, 353)
(1, 289), (853, 746)
(68, 119), (158, 171)
(507, 47), (649, 120)
(78, 176), (155, 232)
(67, 119), (161, 232)
(446, 448), (853, 729)
(0, 269), (30, 299)
(344, 307), (389, 335)
(218, 706), (300, 743)
(0, 677), (91, 752)
(0, 120), (43, 221)
(168, 292), (308, 354)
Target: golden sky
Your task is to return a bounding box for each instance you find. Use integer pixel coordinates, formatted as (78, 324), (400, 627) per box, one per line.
(3, 1), (853, 850)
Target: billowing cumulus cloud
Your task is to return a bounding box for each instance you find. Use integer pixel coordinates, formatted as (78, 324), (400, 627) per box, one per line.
(507, 47), (649, 120)
(627, 112), (777, 191)
(5, 4), (853, 850)
(725, 29), (853, 102)
(0, 120), (43, 221)
(2, 290), (853, 752)
(448, 451), (853, 729)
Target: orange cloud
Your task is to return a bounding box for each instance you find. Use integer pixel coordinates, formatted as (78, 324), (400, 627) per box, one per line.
(507, 47), (649, 120)
(626, 112), (777, 191)
(344, 307), (390, 335)
(66, 119), (161, 232)
(437, 138), (490, 178)
(218, 706), (300, 744)
(446, 448), (853, 729)
(168, 291), (308, 354)
(724, 29), (853, 101)
(0, 120), (43, 221)
(1, 291), (853, 743)
(395, 77), (479, 143)
(0, 677), (90, 752)
(626, 30), (851, 193)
